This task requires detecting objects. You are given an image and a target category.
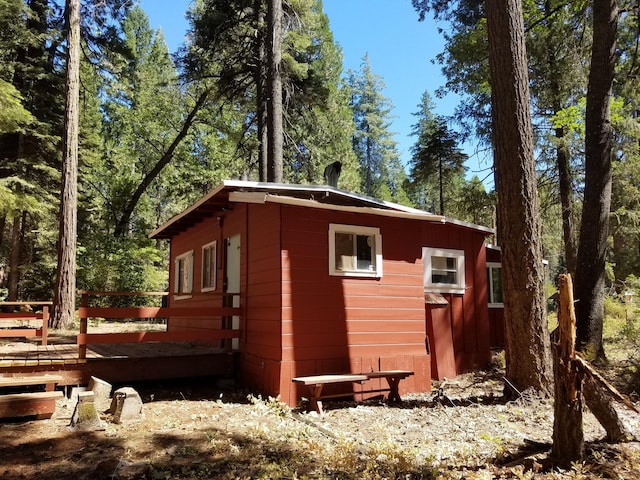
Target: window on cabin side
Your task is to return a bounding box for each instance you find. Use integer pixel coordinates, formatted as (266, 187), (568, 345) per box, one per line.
(202, 241), (217, 291)
(329, 224), (382, 277)
(174, 250), (194, 297)
(422, 247), (465, 294)
(487, 262), (503, 306)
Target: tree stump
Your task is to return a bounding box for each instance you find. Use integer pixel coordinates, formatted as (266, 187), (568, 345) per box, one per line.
(551, 274), (584, 467)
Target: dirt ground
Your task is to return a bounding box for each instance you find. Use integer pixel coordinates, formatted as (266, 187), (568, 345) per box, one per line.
(3, 323), (640, 479)
(2, 369), (640, 480)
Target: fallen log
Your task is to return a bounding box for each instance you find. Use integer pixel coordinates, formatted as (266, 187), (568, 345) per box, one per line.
(579, 356), (635, 442)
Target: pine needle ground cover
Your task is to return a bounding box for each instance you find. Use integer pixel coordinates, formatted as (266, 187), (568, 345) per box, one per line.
(2, 314), (640, 479)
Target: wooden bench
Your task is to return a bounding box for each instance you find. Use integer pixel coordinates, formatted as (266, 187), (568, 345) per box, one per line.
(362, 370), (414, 403)
(0, 374), (64, 419)
(0, 303), (51, 345)
(292, 370), (414, 416)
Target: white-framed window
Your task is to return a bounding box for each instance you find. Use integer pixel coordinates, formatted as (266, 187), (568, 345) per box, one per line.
(329, 224), (383, 277)
(487, 262), (503, 307)
(422, 247), (465, 294)
(174, 250), (194, 298)
(201, 241), (217, 292)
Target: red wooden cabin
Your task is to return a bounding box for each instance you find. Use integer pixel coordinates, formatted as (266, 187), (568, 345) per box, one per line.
(150, 181), (497, 406)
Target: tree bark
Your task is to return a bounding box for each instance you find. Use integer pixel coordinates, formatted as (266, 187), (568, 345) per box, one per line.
(486, 0), (553, 395)
(256, 0), (269, 182)
(8, 213), (21, 301)
(552, 276), (635, 465)
(52, 0), (80, 329)
(267, 0), (283, 183)
(574, 0), (618, 361)
(556, 126), (577, 277)
(552, 274), (584, 467)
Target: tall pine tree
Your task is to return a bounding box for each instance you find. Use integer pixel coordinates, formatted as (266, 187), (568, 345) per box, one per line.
(409, 90), (467, 215)
(348, 54), (406, 201)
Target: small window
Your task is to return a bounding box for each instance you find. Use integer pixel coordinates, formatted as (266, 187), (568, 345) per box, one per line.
(174, 250), (194, 298)
(423, 247), (465, 294)
(329, 224), (382, 277)
(487, 262), (503, 307)
(202, 241), (217, 292)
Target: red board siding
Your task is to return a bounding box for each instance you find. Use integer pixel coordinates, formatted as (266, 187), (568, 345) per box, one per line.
(420, 222), (493, 377)
(276, 206), (430, 405)
(244, 204), (283, 376)
(167, 214), (226, 333)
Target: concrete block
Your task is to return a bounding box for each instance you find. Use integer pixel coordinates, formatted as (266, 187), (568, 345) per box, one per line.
(110, 387), (143, 424)
(88, 376), (112, 409)
(70, 391), (104, 430)
(69, 386), (87, 404)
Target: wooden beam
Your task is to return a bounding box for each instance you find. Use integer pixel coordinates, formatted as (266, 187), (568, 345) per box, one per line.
(78, 329), (240, 345)
(77, 306), (242, 319)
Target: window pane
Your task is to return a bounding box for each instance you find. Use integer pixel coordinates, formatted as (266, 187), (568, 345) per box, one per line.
(431, 256), (457, 284)
(177, 259), (185, 292)
(329, 224), (382, 277)
(356, 234), (373, 270)
(202, 246), (215, 289)
(491, 267), (503, 303)
(335, 232), (355, 270)
(182, 259), (189, 292)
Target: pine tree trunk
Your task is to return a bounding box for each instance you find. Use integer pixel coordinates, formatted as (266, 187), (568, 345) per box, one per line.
(52, 0), (80, 329)
(8, 213), (21, 301)
(256, 0), (269, 182)
(574, 0), (618, 360)
(556, 127), (577, 277)
(552, 274), (584, 467)
(267, 0), (283, 183)
(486, 0), (553, 395)
(0, 214), (5, 250)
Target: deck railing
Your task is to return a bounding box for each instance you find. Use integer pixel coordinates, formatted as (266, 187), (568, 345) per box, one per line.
(77, 291), (241, 360)
(0, 301), (52, 345)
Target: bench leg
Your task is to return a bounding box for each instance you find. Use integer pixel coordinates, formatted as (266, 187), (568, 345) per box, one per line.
(385, 377), (402, 403)
(309, 384), (325, 416)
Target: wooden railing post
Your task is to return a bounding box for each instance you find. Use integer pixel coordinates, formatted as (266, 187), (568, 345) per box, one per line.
(78, 292), (89, 360)
(72, 291), (241, 355)
(41, 306), (49, 346)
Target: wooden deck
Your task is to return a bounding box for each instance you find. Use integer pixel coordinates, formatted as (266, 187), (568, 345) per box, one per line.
(0, 294), (241, 387)
(0, 340), (235, 386)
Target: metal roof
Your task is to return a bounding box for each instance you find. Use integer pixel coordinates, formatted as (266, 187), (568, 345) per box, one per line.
(149, 180), (493, 239)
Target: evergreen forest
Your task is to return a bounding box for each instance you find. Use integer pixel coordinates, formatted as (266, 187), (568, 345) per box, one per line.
(1, 0), (639, 320)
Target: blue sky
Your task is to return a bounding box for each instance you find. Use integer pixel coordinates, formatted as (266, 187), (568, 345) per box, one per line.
(138, 0), (490, 186)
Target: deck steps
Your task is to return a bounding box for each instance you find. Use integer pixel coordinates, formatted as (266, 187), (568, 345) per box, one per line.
(0, 374), (64, 419)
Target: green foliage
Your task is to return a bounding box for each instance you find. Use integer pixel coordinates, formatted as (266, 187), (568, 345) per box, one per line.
(405, 90), (494, 223)
(407, 89), (471, 216)
(604, 279), (640, 389)
(610, 94), (640, 283)
(186, 0), (356, 185)
(281, 2), (360, 187)
(347, 54), (408, 202)
(247, 393), (290, 417)
(0, 79), (33, 133)
(77, 235), (167, 307)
